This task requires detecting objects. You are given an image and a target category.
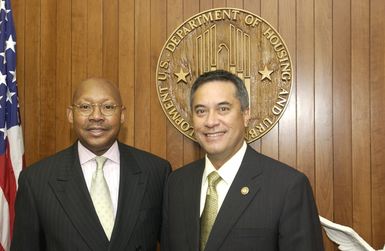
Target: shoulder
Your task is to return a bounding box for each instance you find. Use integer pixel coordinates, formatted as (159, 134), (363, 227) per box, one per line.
(167, 158), (204, 183)
(118, 142), (171, 171)
(19, 145), (76, 183)
(246, 146), (309, 185)
(24, 145), (75, 173)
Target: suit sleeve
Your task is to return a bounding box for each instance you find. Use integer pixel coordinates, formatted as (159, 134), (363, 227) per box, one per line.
(11, 171), (43, 251)
(278, 174), (324, 251)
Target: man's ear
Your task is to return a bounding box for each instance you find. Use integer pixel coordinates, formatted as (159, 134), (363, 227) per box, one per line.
(243, 108), (250, 127)
(67, 106), (74, 124)
(120, 106), (126, 124)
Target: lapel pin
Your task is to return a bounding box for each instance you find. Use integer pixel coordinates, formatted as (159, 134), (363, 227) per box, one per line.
(241, 186), (249, 195)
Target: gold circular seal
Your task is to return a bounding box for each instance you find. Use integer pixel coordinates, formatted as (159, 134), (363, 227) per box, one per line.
(156, 8), (293, 143)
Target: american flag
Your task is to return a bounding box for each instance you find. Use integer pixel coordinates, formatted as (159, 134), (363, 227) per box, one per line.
(0, 0), (24, 251)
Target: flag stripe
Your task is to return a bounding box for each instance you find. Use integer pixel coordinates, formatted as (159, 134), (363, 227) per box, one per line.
(7, 126), (24, 186)
(0, 188), (11, 251)
(0, 143), (17, 236)
(0, 142), (17, 209)
(0, 142), (17, 251)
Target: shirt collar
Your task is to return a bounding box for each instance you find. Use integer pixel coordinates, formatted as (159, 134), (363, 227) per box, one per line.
(78, 141), (120, 165)
(203, 141), (247, 185)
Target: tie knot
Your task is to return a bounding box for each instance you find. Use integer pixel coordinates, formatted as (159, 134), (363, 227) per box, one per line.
(207, 171), (221, 187)
(95, 156), (107, 170)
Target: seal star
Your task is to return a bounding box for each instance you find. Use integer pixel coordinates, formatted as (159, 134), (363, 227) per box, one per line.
(174, 68), (190, 84)
(259, 65), (274, 81)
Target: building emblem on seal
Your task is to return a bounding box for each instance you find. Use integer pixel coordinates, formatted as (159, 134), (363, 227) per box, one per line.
(156, 8), (293, 143)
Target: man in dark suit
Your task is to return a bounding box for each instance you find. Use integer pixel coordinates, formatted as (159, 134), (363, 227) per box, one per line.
(11, 78), (171, 251)
(161, 70), (324, 251)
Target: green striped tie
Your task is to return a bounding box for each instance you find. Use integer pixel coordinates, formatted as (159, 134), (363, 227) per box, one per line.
(200, 171), (222, 251)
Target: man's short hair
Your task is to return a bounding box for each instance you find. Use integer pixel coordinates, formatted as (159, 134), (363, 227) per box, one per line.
(190, 70), (250, 111)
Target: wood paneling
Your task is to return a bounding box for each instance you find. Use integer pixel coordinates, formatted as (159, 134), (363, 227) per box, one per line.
(333, 0), (353, 228)
(23, 0), (40, 165)
(118, 0), (135, 145)
(12, 0), (385, 250)
(314, 0), (334, 249)
(370, 0), (385, 247)
(87, 0), (102, 77)
(134, 0), (151, 151)
(351, 0), (371, 243)
(55, 0), (72, 152)
(40, 0), (56, 158)
(297, 0), (315, 187)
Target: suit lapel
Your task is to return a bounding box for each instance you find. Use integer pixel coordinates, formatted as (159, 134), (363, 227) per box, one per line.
(183, 159), (205, 251)
(49, 144), (108, 251)
(205, 147), (263, 251)
(109, 143), (145, 250)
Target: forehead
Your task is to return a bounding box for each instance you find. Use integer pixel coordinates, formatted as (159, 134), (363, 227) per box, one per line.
(74, 80), (120, 102)
(193, 80), (237, 104)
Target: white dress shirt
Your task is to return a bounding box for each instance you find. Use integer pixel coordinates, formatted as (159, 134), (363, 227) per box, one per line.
(78, 141), (120, 218)
(200, 141), (247, 216)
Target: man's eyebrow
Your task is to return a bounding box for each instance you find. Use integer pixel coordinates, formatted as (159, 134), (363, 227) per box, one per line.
(218, 101), (231, 106)
(193, 104), (206, 109)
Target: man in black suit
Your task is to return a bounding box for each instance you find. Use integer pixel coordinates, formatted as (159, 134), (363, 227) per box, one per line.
(161, 70), (324, 251)
(11, 78), (171, 251)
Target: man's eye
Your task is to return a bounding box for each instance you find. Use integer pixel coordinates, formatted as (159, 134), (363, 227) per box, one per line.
(219, 106), (229, 112)
(195, 109), (205, 114)
(79, 104), (92, 110)
(103, 104), (116, 110)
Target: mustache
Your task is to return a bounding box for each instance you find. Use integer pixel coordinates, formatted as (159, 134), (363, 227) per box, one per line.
(84, 122), (111, 130)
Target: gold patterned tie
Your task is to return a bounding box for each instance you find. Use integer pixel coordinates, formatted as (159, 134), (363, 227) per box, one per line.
(90, 156), (114, 240)
(200, 171), (222, 251)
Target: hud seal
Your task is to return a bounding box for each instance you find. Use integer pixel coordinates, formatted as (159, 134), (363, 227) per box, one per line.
(156, 8), (293, 143)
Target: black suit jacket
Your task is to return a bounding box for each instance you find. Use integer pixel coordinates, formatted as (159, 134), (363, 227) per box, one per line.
(11, 142), (171, 251)
(162, 146), (324, 251)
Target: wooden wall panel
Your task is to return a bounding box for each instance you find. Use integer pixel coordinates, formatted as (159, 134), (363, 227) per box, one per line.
(296, 0), (315, 187)
(11, 0), (385, 249)
(150, 0), (167, 158)
(87, 0), (103, 77)
(351, 0), (371, 243)
(333, 0), (353, 228)
(134, 0), (151, 151)
(200, 0), (213, 10)
(118, 0), (135, 145)
(55, 0), (72, 152)
(40, 0), (57, 158)
(226, 0), (242, 8)
(71, 1), (87, 88)
(314, 0), (334, 249)
(213, 0), (226, 8)
(370, 0), (385, 248)
(102, 0), (119, 82)
(23, 0), (40, 165)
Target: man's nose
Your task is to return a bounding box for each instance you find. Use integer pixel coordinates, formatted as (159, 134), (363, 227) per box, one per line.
(205, 111), (219, 127)
(89, 105), (104, 120)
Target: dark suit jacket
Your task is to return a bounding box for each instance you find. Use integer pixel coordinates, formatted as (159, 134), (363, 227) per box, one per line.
(11, 142), (171, 251)
(161, 146), (324, 251)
